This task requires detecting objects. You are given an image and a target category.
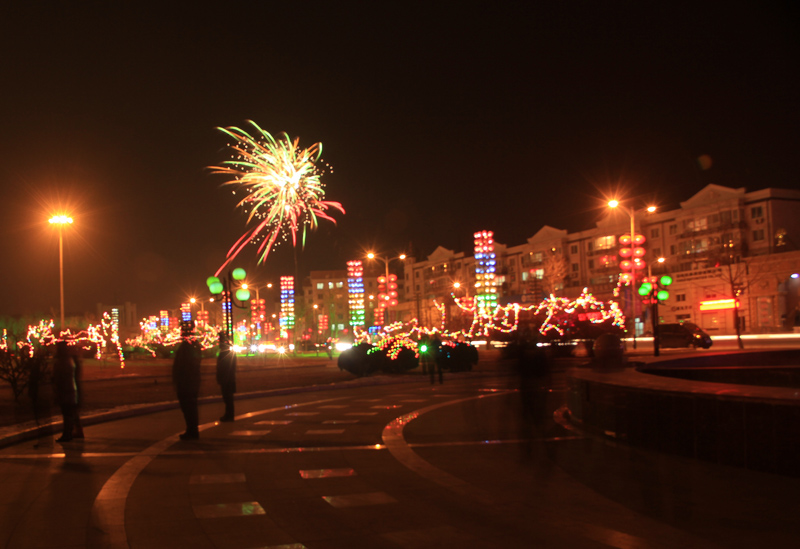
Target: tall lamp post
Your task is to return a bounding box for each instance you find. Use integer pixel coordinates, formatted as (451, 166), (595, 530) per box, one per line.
(367, 252), (406, 323)
(647, 257), (667, 357)
(206, 268), (251, 342)
(608, 200), (656, 349)
(49, 214), (73, 332)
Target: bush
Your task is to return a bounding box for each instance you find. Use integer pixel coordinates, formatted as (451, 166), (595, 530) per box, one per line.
(337, 341), (420, 376)
(0, 344), (49, 403)
(338, 343), (374, 377)
(438, 342), (478, 372)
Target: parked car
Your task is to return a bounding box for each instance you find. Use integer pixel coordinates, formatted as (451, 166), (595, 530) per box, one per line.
(657, 322), (713, 349)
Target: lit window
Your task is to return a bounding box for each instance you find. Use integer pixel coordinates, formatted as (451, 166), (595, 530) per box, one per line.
(595, 236), (615, 250)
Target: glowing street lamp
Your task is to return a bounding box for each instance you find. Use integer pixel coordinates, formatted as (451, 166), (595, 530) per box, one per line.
(49, 214), (73, 331)
(453, 281), (473, 297)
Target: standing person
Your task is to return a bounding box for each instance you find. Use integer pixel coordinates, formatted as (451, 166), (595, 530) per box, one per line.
(430, 332), (444, 384)
(173, 321), (202, 440)
(216, 333), (237, 422)
(514, 330), (551, 457)
(52, 340), (83, 442)
(418, 333), (432, 376)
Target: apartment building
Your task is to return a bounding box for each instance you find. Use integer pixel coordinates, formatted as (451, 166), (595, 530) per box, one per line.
(398, 184), (800, 336)
(295, 185), (800, 338)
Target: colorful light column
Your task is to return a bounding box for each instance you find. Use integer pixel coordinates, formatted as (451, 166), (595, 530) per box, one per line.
(159, 310), (169, 333)
(347, 260), (365, 327)
(280, 276), (295, 338)
(474, 230), (498, 319)
(375, 275), (386, 326)
(180, 302), (192, 322)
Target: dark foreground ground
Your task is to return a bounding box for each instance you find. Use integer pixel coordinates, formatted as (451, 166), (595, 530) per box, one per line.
(2, 352), (800, 548)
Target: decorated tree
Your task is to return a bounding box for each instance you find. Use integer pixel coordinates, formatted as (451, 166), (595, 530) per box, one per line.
(534, 288), (625, 341)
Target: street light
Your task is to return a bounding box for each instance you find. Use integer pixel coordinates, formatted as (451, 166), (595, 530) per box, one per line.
(453, 281), (477, 298)
(49, 214), (73, 332)
(608, 200), (657, 349)
(206, 267), (250, 341)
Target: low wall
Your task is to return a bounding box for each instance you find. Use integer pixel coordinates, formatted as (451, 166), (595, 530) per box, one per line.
(637, 350), (800, 388)
(567, 351), (800, 476)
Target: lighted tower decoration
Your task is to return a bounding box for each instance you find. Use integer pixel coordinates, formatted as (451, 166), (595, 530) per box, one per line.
(180, 303), (192, 323)
(375, 275), (386, 326)
(618, 233), (646, 283)
(347, 260), (365, 328)
(250, 298), (266, 340)
(474, 230), (498, 321)
(280, 276), (295, 340)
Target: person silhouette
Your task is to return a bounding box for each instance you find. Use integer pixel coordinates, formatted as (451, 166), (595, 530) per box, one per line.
(53, 340), (83, 442)
(173, 321), (202, 440)
(216, 333), (237, 422)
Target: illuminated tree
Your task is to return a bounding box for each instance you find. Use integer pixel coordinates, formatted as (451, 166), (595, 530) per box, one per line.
(542, 248), (568, 295)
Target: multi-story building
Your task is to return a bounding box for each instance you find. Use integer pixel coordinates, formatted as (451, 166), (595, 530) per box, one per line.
(295, 184), (800, 339)
(398, 184), (800, 337)
(300, 267), (392, 341)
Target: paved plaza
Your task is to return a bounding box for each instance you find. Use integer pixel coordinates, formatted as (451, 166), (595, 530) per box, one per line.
(1, 365), (799, 548)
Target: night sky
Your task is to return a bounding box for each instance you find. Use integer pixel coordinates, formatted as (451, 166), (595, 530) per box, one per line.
(1, 3), (798, 319)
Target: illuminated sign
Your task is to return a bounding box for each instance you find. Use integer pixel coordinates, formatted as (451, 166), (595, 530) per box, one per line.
(699, 299), (738, 311)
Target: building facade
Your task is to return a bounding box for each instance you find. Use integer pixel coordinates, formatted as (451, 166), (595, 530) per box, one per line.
(296, 185), (800, 338)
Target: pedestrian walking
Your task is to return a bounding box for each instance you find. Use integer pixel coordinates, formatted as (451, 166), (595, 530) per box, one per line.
(52, 340), (84, 442)
(216, 333), (237, 422)
(173, 321), (202, 440)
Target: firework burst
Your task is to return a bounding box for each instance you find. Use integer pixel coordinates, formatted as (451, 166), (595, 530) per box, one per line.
(209, 120), (345, 275)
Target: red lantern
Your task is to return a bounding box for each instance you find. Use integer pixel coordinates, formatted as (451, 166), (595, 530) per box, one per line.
(619, 247), (632, 258)
(619, 234), (632, 246)
(633, 234), (646, 245)
(633, 247), (646, 258)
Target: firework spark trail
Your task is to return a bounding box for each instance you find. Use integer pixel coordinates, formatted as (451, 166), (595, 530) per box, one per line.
(209, 120), (345, 275)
